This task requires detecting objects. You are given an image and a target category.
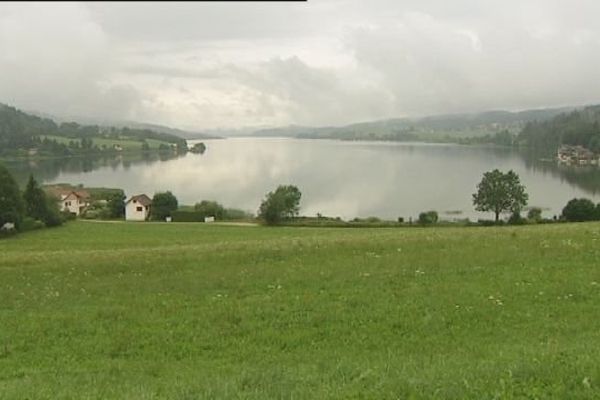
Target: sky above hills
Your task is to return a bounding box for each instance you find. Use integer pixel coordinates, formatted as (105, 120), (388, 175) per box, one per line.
(1, 1), (600, 130)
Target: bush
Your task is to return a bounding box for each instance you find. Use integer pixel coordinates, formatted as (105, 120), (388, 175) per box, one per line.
(562, 198), (597, 222)
(82, 210), (100, 220)
(418, 211), (438, 225)
(151, 191), (178, 221)
(171, 211), (206, 222)
(508, 211), (526, 225)
(194, 200), (225, 220)
(478, 219), (505, 226)
(527, 207), (543, 223)
(20, 217), (45, 232)
(61, 210), (77, 221)
(223, 208), (254, 220)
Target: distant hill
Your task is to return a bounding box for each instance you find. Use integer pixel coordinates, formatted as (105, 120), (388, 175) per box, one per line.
(118, 122), (220, 140)
(0, 103), (189, 158)
(26, 111), (220, 140)
(249, 106), (576, 142)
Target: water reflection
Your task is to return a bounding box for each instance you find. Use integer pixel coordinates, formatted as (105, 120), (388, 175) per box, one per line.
(4, 138), (600, 220)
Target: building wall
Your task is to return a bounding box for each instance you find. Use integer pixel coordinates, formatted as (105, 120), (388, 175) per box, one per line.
(126, 202), (149, 221)
(60, 197), (83, 215)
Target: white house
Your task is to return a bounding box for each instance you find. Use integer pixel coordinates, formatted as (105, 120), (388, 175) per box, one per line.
(59, 191), (90, 216)
(125, 194), (152, 221)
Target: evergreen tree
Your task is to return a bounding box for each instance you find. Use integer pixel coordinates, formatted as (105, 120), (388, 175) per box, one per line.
(0, 164), (24, 229)
(23, 174), (47, 221)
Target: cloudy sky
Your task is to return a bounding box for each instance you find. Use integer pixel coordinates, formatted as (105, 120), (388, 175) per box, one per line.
(1, 1), (600, 130)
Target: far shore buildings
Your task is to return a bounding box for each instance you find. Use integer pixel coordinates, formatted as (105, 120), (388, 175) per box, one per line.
(125, 194), (152, 221)
(557, 145), (599, 166)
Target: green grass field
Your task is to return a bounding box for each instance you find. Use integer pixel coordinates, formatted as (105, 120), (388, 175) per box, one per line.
(1, 221), (599, 399)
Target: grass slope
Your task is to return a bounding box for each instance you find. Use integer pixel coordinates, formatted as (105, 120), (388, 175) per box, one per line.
(1, 222), (600, 399)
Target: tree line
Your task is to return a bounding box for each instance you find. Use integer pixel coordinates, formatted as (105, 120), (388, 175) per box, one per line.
(2, 163), (599, 237)
(0, 164), (66, 235)
(0, 103), (187, 157)
(518, 105), (600, 153)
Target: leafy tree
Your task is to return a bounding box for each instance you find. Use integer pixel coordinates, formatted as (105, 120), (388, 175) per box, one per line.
(473, 169), (528, 222)
(151, 191), (178, 221)
(258, 185), (301, 225)
(194, 200), (225, 220)
(0, 164), (24, 229)
(561, 198), (597, 222)
(418, 210), (438, 225)
(107, 192), (126, 218)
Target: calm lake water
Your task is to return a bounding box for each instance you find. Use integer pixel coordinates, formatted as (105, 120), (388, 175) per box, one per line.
(6, 137), (600, 221)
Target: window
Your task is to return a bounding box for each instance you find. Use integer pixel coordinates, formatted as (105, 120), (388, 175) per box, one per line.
(136, 206), (143, 212)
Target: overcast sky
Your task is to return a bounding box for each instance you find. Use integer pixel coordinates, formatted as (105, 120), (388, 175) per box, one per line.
(1, 1), (600, 130)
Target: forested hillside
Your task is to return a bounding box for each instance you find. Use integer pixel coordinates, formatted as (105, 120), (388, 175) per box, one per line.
(251, 107), (572, 142)
(0, 104), (188, 158)
(518, 105), (600, 153)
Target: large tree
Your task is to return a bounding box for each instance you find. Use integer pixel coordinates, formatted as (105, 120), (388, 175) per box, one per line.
(151, 191), (178, 221)
(0, 164), (24, 229)
(258, 185), (301, 225)
(473, 169), (528, 222)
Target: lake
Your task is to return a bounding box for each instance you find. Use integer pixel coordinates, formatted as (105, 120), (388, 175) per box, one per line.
(6, 137), (600, 221)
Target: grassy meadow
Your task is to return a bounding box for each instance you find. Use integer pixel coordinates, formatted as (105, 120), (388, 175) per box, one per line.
(1, 221), (600, 399)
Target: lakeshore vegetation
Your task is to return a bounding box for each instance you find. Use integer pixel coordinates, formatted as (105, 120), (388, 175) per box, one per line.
(1, 221), (600, 398)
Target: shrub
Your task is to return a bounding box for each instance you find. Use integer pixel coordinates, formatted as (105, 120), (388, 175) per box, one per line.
(194, 200), (225, 220)
(223, 208), (253, 220)
(508, 211), (526, 225)
(151, 191), (178, 221)
(418, 211), (438, 225)
(478, 219), (505, 226)
(20, 217), (45, 232)
(82, 210), (100, 220)
(562, 198), (597, 222)
(527, 207), (543, 223)
(61, 210), (77, 221)
(171, 211), (205, 222)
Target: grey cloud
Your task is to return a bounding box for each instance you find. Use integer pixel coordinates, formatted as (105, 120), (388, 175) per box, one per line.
(0, 3), (143, 121)
(2, 1), (600, 129)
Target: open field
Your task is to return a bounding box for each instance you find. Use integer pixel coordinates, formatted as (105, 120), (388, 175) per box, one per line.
(1, 221), (600, 399)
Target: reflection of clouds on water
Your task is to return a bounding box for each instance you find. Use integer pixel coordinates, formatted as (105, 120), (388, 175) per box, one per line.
(139, 140), (304, 211)
(11, 138), (600, 221)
